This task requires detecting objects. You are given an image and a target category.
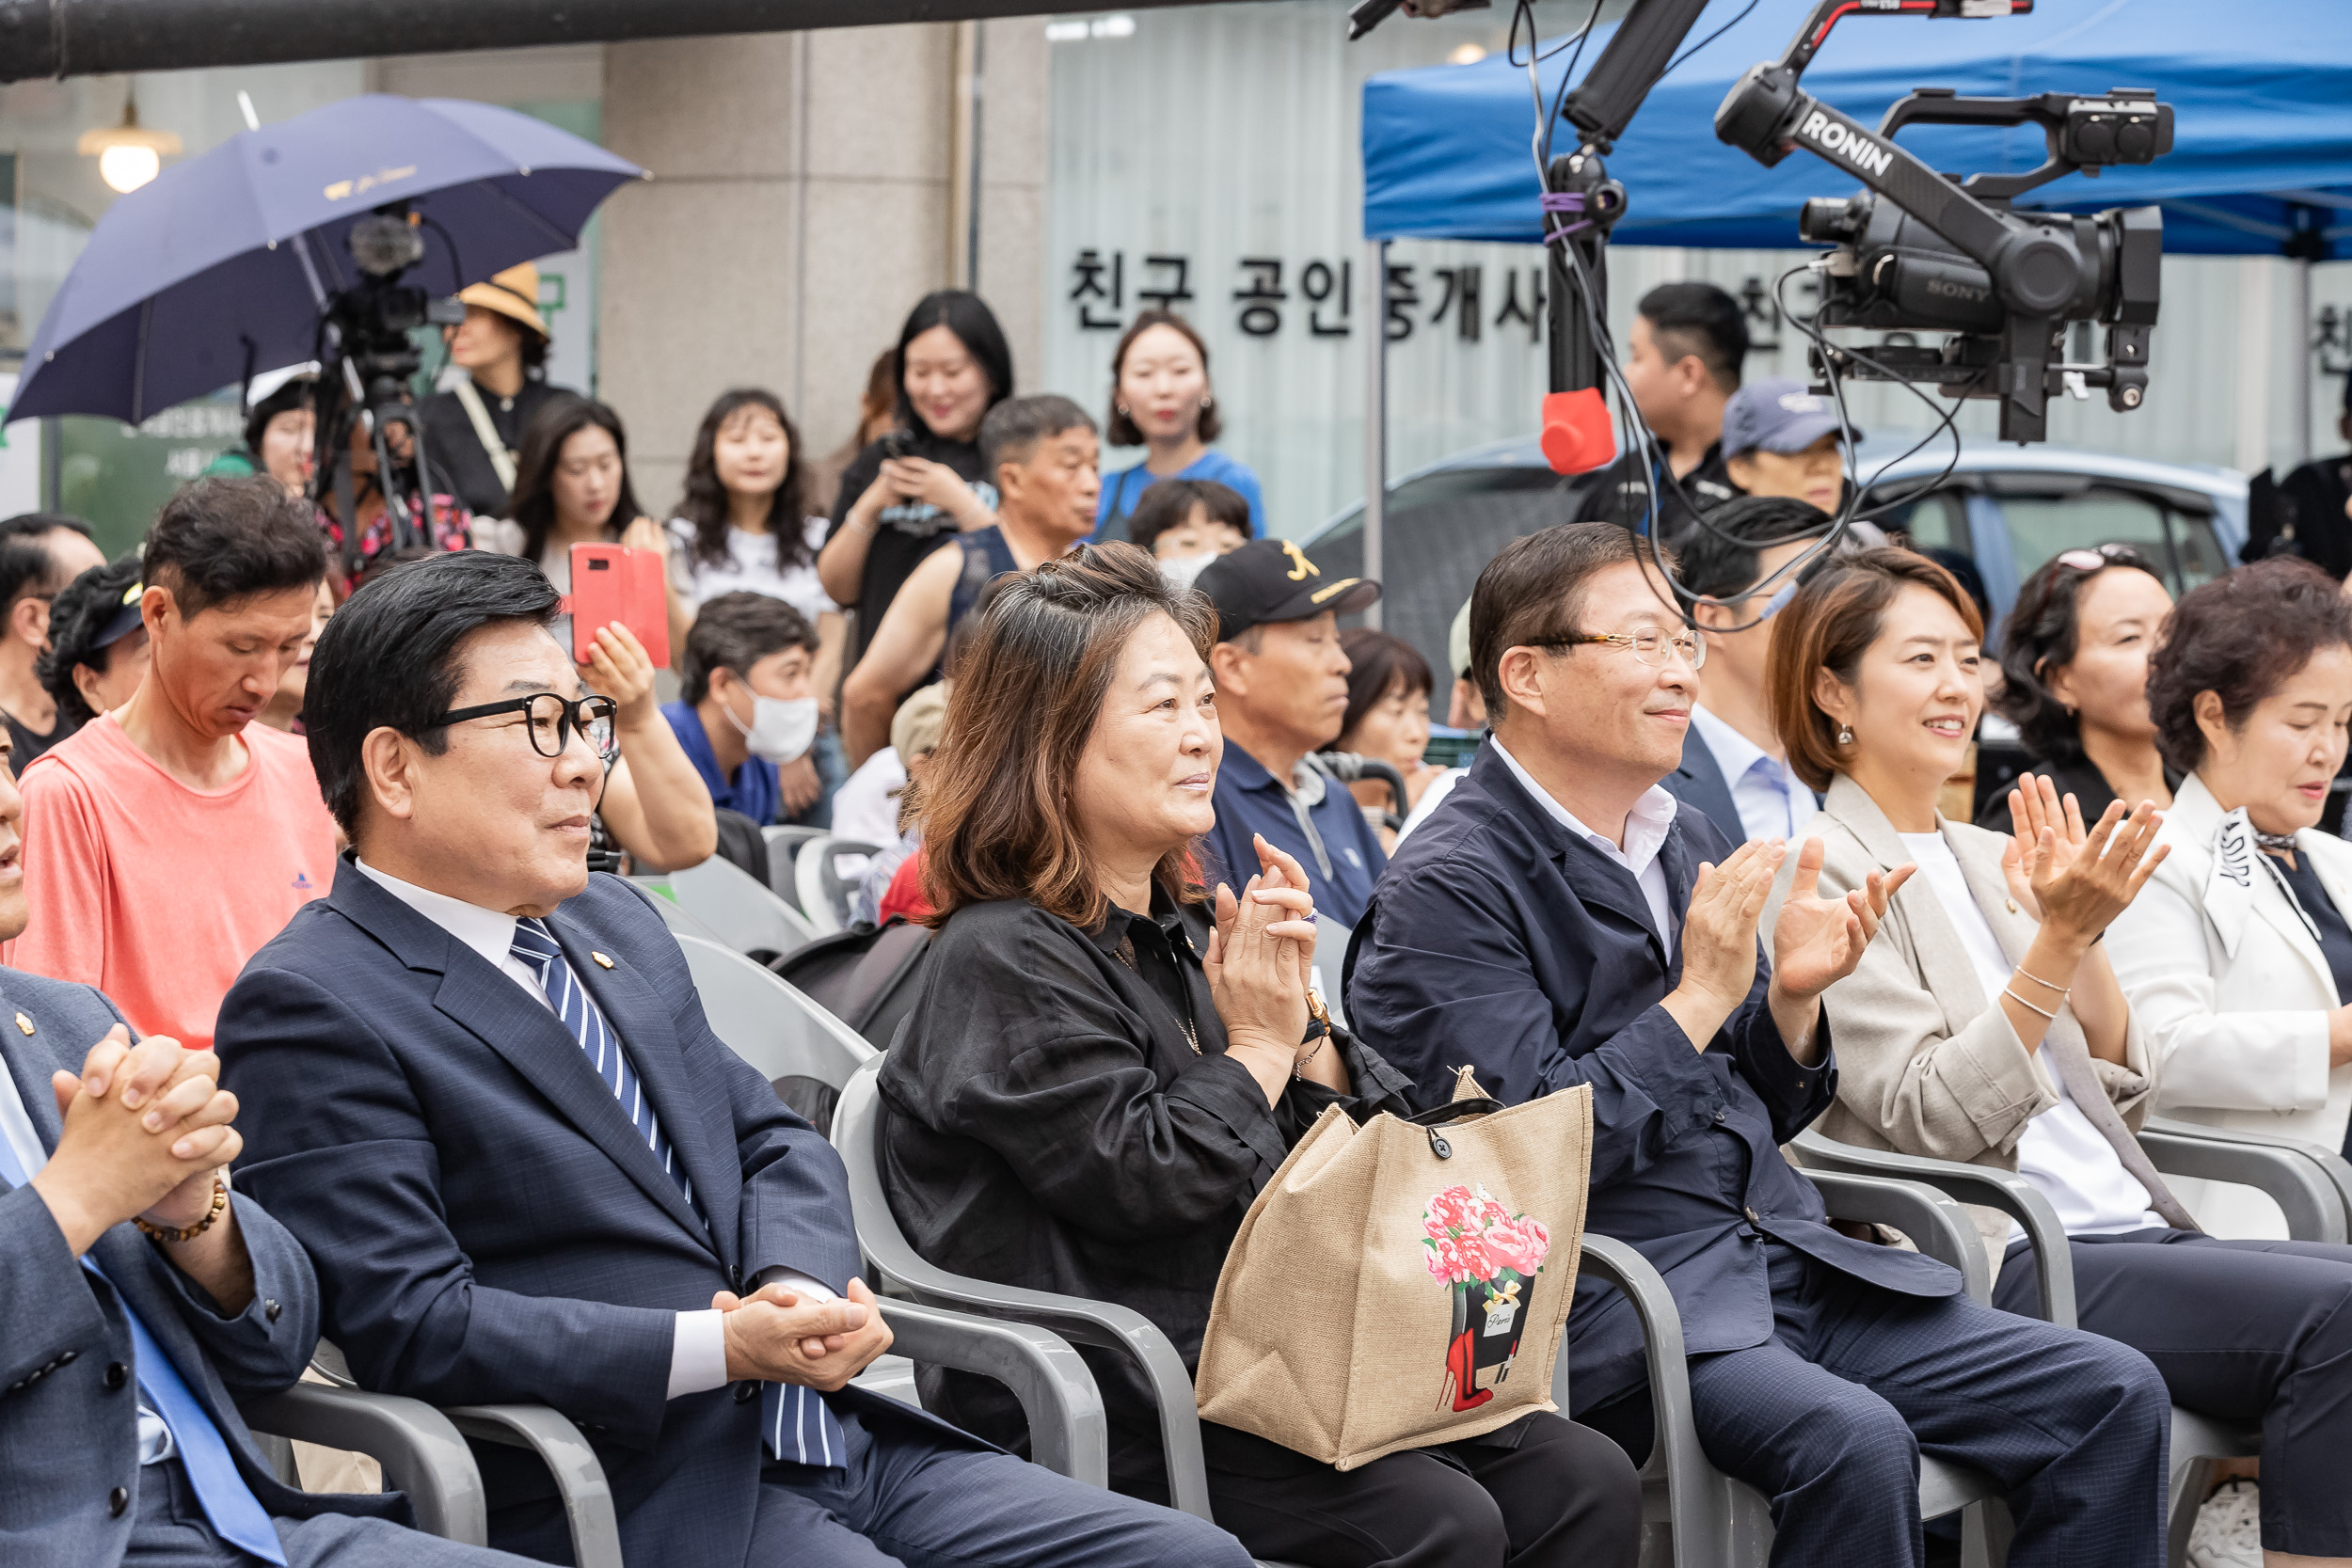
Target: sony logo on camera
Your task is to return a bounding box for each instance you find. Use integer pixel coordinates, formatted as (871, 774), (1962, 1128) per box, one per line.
(1795, 110), (1894, 179)
(1925, 277), (1992, 303)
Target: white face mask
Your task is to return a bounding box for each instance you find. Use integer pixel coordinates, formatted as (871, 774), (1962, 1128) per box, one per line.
(721, 688), (819, 763)
(1160, 552), (1219, 591)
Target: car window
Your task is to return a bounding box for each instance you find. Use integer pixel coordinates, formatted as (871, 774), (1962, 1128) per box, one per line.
(1993, 483), (2223, 595)
(1870, 487), (1971, 556)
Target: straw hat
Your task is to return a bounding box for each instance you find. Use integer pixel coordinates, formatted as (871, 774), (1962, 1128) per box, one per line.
(456, 262), (549, 341)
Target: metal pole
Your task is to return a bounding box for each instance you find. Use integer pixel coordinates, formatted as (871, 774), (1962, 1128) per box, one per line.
(2293, 253), (2315, 468)
(0, 0), (1246, 83)
(1363, 239), (1387, 629)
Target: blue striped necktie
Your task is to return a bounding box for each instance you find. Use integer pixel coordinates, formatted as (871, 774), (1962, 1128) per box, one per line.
(0, 1127), (286, 1563)
(507, 918), (846, 1467)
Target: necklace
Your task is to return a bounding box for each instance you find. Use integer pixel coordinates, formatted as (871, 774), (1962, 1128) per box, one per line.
(1115, 933), (1200, 1054)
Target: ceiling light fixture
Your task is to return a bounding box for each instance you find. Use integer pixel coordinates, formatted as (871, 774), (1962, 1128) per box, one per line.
(79, 81), (182, 195)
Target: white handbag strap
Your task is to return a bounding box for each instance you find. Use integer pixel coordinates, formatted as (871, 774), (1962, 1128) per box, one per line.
(452, 377), (517, 493)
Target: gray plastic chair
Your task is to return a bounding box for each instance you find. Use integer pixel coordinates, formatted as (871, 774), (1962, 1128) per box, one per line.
(249, 1340), (625, 1568)
(1790, 1127), (2289, 1568)
(659, 854), (820, 960)
(795, 835), (885, 935)
(674, 930), (877, 1090)
(834, 1061), (2000, 1567)
(631, 875), (730, 946)
(763, 825), (831, 908)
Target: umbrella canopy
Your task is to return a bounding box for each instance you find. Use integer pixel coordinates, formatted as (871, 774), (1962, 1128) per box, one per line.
(1362, 0), (2352, 258)
(12, 94), (644, 423)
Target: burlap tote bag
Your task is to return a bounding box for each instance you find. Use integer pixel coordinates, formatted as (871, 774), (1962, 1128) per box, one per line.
(1195, 1072), (1593, 1470)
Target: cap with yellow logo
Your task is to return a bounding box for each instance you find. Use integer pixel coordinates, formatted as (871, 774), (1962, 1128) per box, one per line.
(1192, 538), (1381, 645)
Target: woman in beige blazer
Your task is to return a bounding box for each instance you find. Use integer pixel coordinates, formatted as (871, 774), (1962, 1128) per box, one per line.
(1763, 547), (2352, 1568)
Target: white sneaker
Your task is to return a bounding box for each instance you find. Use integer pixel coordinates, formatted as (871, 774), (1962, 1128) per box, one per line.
(2186, 1479), (2264, 1568)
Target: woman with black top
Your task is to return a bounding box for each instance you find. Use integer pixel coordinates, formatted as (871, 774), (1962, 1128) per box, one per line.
(818, 291), (1010, 666)
(880, 544), (1640, 1568)
(1978, 545), (2179, 830)
(2110, 557), (2352, 1241)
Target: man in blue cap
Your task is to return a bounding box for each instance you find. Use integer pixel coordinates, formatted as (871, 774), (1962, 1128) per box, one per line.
(1721, 376), (1862, 517)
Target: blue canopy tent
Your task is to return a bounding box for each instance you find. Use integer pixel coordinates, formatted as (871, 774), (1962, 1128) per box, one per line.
(1363, 0), (2352, 258)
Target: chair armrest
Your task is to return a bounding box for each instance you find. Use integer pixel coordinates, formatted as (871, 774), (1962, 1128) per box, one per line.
(1791, 1130), (2075, 1325)
(882, 1297), (1110, 1487)
(441, 1405), (623, 1568)
(1577, 1234), (1731, 1568)
(2140, 1117), (2351, 1243)
(239, 1383), (488, 1545)
(866, 1261), (1215, 1522)
(1804, 1169), (1992, 1303)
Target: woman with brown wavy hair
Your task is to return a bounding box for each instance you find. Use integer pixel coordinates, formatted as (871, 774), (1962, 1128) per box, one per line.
(879, 542), (1639, 1568)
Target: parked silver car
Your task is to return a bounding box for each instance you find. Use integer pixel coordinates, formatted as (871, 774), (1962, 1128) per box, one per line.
(1300, 432), (2249, 702)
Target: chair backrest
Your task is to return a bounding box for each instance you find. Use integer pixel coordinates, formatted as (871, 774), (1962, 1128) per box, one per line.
(666, 853), (819, 961)
(632, 878), (730, 946)
(1311, 914), (1356, 1033)
(674, 932), (876, 1090)
(794, 835), (885, 935)
(770, 920), (935, 1046)
(761, 825), (830, 908)
(834, 1059), (947, 1291)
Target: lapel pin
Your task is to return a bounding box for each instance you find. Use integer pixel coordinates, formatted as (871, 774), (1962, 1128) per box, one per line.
(2006, 898), (2019, 914)
(590, 952), (616, 970)
(12, 1012), (30, 1036)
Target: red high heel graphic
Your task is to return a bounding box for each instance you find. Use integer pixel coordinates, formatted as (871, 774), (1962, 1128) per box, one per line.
(1445, 1323), (1492, 1412)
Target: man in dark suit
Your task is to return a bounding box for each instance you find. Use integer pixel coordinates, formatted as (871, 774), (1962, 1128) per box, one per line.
(1664, 496), (1832, 847)
(217, 552), (1245, 1568)
(1345, 524), (2172, 1568)
(0, 732), (535, 1568)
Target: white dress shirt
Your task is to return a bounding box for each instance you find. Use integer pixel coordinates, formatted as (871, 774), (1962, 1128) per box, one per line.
(1896, 832), (2161, 1239)
(0, 1053), (176, 1463)
(354, 860), (837, 1399)
(1690, 705), (1813, 846)
(1492, 736), (1680, 958)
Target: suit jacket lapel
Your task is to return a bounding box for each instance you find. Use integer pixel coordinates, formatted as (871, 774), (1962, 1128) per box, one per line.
(1821, 775), (1994, 1017)
(328, 861), (714, 1246)
(1480, 748), (1667, 959)
(545, 913), (739, 1264)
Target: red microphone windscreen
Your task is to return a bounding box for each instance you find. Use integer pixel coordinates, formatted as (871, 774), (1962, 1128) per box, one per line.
(1539, 388), (1615, 475)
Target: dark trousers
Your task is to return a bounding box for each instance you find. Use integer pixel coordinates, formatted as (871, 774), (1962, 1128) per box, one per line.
(1582, 1240), (2169, 1568)
(127, 1455), (535, 1568)
(1994, 1227), (2352, 1558)
(1179, 1412), (1641, 1568)
(757, 1415), (1249, 1568)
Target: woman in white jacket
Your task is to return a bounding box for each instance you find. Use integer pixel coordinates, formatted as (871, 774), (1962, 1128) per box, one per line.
(2109, 558), (2352, 1239)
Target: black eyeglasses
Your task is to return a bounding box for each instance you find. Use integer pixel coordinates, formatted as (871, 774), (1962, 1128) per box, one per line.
(429, 693), (618, 760)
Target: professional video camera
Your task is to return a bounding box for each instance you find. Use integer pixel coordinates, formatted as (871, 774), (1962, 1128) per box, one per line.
(310, 206), (465, 573)
(1358, 0), (2175, 451)
(1714, 28), (2170, 441)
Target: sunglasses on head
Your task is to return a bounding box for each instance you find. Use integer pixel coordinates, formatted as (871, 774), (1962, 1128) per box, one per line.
(2052, 543), (2148, 574)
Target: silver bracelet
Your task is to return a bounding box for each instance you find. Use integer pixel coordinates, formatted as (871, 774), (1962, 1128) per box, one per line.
(2010, 963), (2070, 997)
(2003, 985), (2059, 1021)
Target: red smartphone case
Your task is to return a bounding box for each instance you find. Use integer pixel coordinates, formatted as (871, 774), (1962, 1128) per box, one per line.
(567, 543), (670, 669)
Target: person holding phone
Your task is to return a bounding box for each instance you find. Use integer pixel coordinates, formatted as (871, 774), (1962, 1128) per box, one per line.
(818, 292), (1012, 668)
(477, 395), (691, 657)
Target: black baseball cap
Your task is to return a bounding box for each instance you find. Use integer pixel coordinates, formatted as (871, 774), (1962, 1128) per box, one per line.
(1194, 539), (1380, 644)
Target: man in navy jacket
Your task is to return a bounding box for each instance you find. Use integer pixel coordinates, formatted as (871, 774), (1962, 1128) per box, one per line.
(1347, 524), (2170, 1568)
(0, 735), (533, 1568)
(217, 552), (1243, 1568)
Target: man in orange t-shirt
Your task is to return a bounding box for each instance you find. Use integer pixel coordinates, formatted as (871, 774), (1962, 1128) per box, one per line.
(6, 476), (334, 1049)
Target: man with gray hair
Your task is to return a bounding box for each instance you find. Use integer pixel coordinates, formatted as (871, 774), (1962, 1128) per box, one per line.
(840, 395), (1099, 765)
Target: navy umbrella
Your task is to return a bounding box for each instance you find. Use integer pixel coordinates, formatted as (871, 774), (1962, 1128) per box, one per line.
(10, 94), (645, 423)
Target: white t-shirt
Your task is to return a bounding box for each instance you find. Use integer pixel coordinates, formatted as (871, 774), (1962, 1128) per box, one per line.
(665, 516), (838, 626)
(1897, 830), (2160, 1240)
(832, 745), (909, 848)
